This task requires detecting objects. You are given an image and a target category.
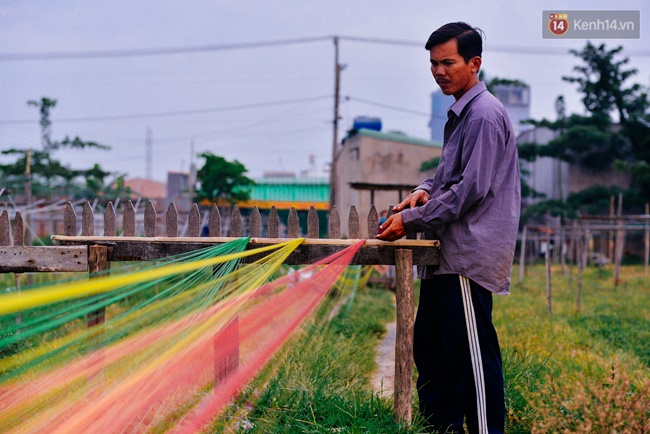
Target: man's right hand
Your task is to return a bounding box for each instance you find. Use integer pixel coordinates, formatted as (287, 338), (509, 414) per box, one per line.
(392, 189), (430, 213)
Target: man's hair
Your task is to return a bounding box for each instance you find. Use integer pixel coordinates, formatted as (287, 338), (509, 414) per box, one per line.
(424, 22), (483, 63)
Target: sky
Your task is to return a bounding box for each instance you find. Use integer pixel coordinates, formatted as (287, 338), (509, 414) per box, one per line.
(1, 0), (649, 183)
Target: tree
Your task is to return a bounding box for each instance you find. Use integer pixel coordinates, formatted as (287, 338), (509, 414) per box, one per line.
(0, 97), (123, 200)
(518, 42), (650, 218)
(195, 152), (255, 205)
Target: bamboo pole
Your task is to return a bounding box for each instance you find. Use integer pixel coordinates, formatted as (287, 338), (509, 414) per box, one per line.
(394, 249), (414, 424)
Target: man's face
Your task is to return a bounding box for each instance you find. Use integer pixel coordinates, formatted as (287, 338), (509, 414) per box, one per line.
(429, 38), (481, 100)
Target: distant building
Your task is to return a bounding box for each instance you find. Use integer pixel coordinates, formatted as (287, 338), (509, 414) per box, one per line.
(124, 177), (167, 211)
(220, 175), (329, 238)
(429, 82), (531, 141)
(491, 83), (531, 136)
(518, 126), (631, 205)
(166, 171), (193, 212)
(334, 127), (442, 238)
(429, 91), (455, 143)
(245, 176), (329, 212)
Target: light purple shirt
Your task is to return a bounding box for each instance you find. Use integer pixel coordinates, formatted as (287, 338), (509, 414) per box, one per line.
(401, 81), (521, 294)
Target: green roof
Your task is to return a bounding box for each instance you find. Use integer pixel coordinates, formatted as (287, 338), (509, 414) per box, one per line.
(348, 128), (442, 148)
(251, 177), (329, 202)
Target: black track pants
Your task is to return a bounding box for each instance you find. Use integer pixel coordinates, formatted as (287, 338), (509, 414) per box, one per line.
(414, 274), (505, 434)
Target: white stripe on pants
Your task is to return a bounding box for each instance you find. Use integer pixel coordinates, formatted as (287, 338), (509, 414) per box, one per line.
(459, 275), (488, 434)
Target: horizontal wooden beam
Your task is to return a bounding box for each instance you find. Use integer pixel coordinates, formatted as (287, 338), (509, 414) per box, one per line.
(51, 236), (440, 266)
(0, 246), (88, 273)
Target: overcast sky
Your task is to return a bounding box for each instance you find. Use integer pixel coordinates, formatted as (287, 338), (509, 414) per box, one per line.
(1, 0), (649, 183)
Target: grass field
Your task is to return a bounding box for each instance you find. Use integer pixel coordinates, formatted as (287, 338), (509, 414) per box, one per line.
(215, 264), (650, 432)
(2, 264), (649, 432)
(497, 264), (650, 432)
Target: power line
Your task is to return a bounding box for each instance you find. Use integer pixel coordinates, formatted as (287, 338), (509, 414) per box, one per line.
(340, 36), (650, 56)
(2, 35), (648, 62)
(0, 36), (333, 61)
(345, 96), (430, 117)
(0, 95), (332, 125)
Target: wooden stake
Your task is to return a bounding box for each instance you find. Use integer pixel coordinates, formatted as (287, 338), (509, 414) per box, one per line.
(518, 225), (527, 285)
(214, 316), (240, 389)
(643, 202), (650, 277)
(394, 249), (414, 424)
(87, 245), (108, 395)
(614, 193), (624, 287)
(545, 213), (552, 314)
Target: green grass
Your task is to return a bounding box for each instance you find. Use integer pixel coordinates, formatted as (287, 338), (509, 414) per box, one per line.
(497, 264), (650, 432)
(208, 286), (426, 433)
(212, 265), (650, 432)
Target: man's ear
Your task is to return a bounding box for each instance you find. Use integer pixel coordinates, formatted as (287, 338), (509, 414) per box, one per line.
(470, 56), (482, 74)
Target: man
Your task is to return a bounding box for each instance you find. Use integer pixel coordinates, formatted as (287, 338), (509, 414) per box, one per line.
(376, 22), (520, 434)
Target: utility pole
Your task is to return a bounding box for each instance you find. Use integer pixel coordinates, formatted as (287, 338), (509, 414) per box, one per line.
(189, 139), (196, 196)
(329, 36), (342, 208)
(24, 149), (32, 247)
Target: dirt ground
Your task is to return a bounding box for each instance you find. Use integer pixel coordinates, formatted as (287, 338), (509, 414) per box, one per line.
(371, 321), (396, 398)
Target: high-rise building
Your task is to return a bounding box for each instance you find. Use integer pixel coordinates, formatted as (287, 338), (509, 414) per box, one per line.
(429, 82), (531, 141)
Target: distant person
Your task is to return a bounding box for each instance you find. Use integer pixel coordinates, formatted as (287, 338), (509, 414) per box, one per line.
(377, 210), (388, 235)
(376, 22), (520, 433)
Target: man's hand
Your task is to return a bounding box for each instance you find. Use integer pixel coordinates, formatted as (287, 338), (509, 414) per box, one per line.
(392, 189), (429, 212)
(375, 212), (406, 241)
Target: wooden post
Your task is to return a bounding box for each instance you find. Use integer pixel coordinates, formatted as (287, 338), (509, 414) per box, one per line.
(518, 225), (527, 285)
(123, 201), (136, 237)
(567, 220), (577, 286)
(288, 207), (300, 238)
(367, 205), (379, 238)
(307, 206), (319, 239)
(87, 245), (108, 394)
(555, 225), (566, 274)
(0, 210), (10, 246)
(608, 194), (615, 261)
(188, 203), (201, 238)
(348, 206), (360, 239)
(268, 206), (279, 238)
(64, 202), (77, 236)
(250, 206), (262, 238)
(545, 213), (552, 314)
(394, 249), (414, 424)
(104, 202), (116, 237)
(87, 246), (108, 327)
(214, 316), (240, 390)
(12, 211), (24, 247)
(166, 203), (178, 237)
(614, 193), (624, 287)
(145, 202), (157, 237)
(228, 205), (242, 238)
(643, 202), (650, 277)
(576, 219), (587, 313)
(209, 204), (221, 237)
(12, 212), (24, 325)
(328, 206), (340, 239)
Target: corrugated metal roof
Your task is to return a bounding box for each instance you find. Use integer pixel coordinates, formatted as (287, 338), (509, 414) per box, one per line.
(250, 177), (329, 203)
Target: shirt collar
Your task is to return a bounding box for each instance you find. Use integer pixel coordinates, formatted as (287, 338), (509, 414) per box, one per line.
(448, 81), (487, 117)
